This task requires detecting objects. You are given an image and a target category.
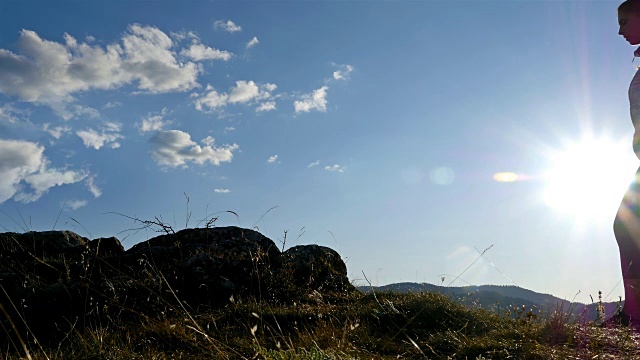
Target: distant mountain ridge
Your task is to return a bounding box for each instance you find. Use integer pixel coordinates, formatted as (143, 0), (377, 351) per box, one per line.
(358, 282), (621, 320)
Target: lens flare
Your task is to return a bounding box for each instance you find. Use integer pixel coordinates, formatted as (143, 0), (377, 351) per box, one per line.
(493, 172), (519, 182)
(430, 167), (455, 185)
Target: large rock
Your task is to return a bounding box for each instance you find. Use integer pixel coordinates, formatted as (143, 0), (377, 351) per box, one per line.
(89, 236), (124, 257)
(0, 230), (88, 257)
(0, 231), (94, 345)
(277, 245), (353, 298)
(0, 226), (354, 346)
(120, 227), (282, 307)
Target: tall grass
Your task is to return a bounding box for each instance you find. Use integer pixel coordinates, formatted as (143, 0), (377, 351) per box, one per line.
(4, 280), (640, 359)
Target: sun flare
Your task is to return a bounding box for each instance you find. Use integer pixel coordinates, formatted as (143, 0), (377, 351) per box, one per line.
(543, 135), (638, 222)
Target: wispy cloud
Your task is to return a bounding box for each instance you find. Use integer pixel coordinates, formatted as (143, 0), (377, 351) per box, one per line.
(137, 108), (172, 134)
(170, 30), (198, 41)
(62, 199), (88, 210)
(103, 101), (122, 109)
(214, 188), (231, 193)
(214, 20), (242, 33)
(51, 104), (100, 121)
(308, 160), (320, 168)
(332, 63), (354, 81)
(42, 123), (71, 139)
(85, 175), (102, 198)
(246, 36), (259, 49)
(0, 104), (29, 123)
(267, 155), (279, 163)
(324, 164), (346, 173)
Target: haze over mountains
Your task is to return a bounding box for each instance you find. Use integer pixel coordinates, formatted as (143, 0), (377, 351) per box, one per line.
(358, 282), (621, 321)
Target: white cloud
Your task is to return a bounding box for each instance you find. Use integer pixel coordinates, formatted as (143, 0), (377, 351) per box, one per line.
(180, 42), (232, 61)
(256, 101), (276, 112)
(229, 80), (269, 103)
(214, 188), (231, 193)
(85, 175), (102, 198)
(77, 121), (124, 150)
(267, 155), (278, 163)
(332, 64), (354, 81)
(308, 160), (320, 168)
(138, 108), (172, 134)
(0, 104), (29, 123)
(324, 164), (346, 173)
(62, 199), (88, 210)
(16, 168), (88, 203)
(294, 86), (328, 113)
(0, 139), (43, 203)
(246, 37), (259, 49)
(42, 123), (71, 139)
(228, 81), (259, 104)
(214, 20), (242, 33)
(77, 129), (109, 149)
(24, 169), (84, 193)
(121, 24), (201, 93)
(224, 126), (235, 133)
(149, 130), (239, 167)
(0, 25), (201, 113)
(194, 87), (229, 111)
(0, 139), (88, 204)
(194, 81), (276, 112)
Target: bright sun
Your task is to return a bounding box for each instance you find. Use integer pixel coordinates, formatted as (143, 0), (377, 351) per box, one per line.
(543, 135), (638, 222)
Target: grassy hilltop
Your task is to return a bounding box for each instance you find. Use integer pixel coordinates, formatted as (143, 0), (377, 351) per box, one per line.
(1, 227), (639, 359)
(4, 289), (640, 359)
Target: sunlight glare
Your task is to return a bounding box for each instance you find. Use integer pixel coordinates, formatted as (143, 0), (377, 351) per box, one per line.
(543, 135), (637, 222)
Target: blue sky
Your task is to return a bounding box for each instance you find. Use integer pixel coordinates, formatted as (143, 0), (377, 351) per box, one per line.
(0, 0), (636, 304)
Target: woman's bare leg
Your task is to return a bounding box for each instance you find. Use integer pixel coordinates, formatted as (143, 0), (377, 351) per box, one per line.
(614, 182), (640, 321)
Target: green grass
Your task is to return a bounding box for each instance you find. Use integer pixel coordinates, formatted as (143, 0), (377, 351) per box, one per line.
(4, 287), (640, 359)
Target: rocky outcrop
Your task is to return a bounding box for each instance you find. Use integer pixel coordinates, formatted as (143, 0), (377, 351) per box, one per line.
(1, 230), (88, 256)
(0, 227), (355, 345)
(277, 245), (352, 300)
(89, 236), (124, 256)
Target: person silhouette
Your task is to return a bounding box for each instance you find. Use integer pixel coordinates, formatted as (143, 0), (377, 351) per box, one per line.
(613, 0), (640, 326)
